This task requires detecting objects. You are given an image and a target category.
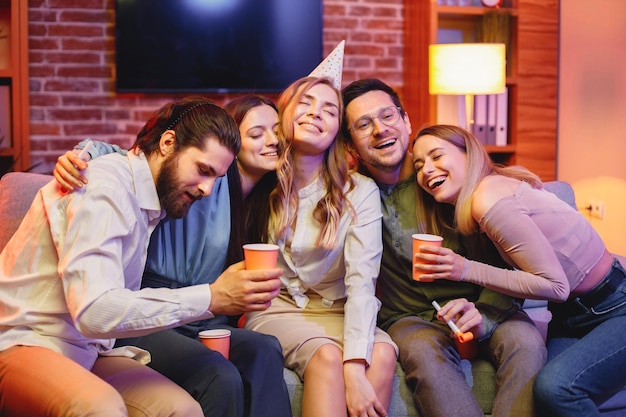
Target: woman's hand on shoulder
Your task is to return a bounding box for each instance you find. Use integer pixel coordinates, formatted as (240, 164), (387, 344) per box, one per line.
(53, 150), (89, 192)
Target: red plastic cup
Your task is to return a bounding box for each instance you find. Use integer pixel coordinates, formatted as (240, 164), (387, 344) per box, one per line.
(412, 234), (443, 282)
(454, 336), (478, 360)
(199, 329), (231, 359)
(243, 243), (279, 270)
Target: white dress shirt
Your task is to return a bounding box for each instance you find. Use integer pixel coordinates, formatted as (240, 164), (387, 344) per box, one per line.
(0, 150), (213, 369)
(275, 172), (383, 364)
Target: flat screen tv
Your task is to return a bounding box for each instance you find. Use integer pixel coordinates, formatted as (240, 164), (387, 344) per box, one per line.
(115, 0), (323, 93)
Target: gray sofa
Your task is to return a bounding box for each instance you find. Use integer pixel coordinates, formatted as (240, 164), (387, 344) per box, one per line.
(1, 172), (625, 417)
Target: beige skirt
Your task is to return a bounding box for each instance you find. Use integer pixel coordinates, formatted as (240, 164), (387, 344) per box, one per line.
(244, 289), (397, 379)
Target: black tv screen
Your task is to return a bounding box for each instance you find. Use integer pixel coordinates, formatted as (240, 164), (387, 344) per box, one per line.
(115, 0), (323, 93)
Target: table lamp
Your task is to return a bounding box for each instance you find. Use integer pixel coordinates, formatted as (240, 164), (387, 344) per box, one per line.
(429, 43), (506, 130)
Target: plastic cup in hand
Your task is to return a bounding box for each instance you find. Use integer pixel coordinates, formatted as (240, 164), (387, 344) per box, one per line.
(412, 234), (443, 282)
(454, 336), (478, 360)
(199, 329), (231, 359)
(243, 243), (279, 270)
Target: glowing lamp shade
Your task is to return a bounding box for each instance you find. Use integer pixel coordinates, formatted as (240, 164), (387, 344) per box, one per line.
(429, 43), (506, 130)
(429, 43), (506, 95)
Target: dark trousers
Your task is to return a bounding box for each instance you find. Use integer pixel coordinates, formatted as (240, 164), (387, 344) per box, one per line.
(116, 326), (292, 417)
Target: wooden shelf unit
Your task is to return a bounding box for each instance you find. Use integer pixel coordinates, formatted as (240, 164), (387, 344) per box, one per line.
(403, 0), (558, 181)
(0, 0), (29, 174)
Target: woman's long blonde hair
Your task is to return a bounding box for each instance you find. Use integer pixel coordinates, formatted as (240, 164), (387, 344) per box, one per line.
(268, 76), (355, 249)
(414, 124), (542, 236)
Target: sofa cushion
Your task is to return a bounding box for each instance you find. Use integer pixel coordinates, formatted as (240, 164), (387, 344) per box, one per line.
(0, 172), (53, 251)
(284, 360), (497, 417)
(543, 180), (577, 209)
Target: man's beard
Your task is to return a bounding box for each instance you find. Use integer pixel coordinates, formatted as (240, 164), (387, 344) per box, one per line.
(365, 152), (404, 174)
(361, 136), (408, 175)
(156, 154), (198, 218)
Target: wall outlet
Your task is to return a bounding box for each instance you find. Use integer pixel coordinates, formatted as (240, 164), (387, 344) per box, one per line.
(589, 200), (605, 219)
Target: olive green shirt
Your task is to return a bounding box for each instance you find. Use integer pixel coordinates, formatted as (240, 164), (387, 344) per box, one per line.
(376, 176), (521, 340)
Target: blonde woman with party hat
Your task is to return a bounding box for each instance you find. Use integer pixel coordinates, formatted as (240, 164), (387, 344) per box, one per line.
(243, 74), (397, 417)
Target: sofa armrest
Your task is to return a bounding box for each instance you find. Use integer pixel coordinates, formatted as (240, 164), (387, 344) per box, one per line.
(0, 172), (53, 251)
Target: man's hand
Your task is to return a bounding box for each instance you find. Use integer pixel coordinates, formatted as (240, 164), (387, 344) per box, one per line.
(209, 261), (282, 315)
(435, 298), (483, 340)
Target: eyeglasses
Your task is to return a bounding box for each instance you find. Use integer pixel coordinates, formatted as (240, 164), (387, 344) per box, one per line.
(349, 106), (403, 138)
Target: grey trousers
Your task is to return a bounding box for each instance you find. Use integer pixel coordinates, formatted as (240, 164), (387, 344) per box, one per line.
(387, 311), (547, 417)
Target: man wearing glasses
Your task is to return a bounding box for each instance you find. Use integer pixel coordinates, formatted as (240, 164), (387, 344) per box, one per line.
(340, 78), (546, 417)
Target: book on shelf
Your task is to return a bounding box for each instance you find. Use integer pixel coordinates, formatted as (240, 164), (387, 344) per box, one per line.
(486, 93), (497, 145)
(494, 87), (508, 146)
(472, 90), (508, 147)
(473, 94), (488, 145)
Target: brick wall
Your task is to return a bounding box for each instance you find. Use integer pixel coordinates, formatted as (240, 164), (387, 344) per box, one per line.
(27, 0), (404, 172)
